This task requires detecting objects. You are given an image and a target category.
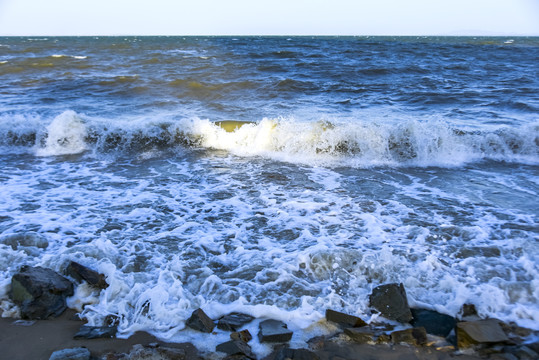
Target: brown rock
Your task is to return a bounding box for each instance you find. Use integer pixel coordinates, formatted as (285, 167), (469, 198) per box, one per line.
(456, 319), (509, 349)
(325, 309), (367, 328)
(344, 327), (375, 344)
(231, 329), (253, 343)
(65, 261), (108, 289)
(186, 308), (214, 333)
(391, 327), (428, 346)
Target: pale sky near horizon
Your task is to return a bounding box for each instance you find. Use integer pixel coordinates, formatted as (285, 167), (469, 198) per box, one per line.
(0, 0), (538, 36)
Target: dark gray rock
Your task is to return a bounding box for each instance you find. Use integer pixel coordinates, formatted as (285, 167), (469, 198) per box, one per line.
(1, 232), (48, 250)
(391, 327), (428, 346)
(231, 329), (253, 343)
(258, 319), (293, 343)
(459, 303), (481, 321)
(410, 308), (456, 337)
(325, 309), (367, 328)
(49, 347), (90, 360)
(272, 347), (320, 360)
(456, 319), (509, 349)
(216, 340), (255, 359)
(223, 355), (254, 360)
(186, 308), (215, 333)
(368, 283), (412, 323)
(217, 312), (255, 331)
(73, 325), (117, 339)
(65, 261), (108, 289)
(10, 266), (74, 319)
(126, 344), (186, 360)
(344, 327), (375, 343)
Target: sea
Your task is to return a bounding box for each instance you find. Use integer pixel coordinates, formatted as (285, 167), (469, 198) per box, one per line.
(0, 36), (538, 354)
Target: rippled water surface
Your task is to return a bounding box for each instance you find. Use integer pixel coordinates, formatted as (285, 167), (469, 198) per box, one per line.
(0, 36), (537, 352)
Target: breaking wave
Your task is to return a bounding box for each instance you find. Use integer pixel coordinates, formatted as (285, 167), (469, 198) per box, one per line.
(1, 110), (537, 167)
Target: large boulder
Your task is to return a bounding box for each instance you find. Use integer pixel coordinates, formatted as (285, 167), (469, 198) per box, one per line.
(10, 266), (74, 319)
(369, 283), (412, 323)
(456, 319), (509, 349)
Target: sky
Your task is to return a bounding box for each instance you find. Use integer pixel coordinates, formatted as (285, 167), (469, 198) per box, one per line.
(0, 0), (538, 36)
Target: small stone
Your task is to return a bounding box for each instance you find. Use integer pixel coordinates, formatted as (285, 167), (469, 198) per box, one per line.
(410, 308), (456, 337)
(504, 345), (539, 360)
(49, 347), (91, 360)
(376, 333), (391, 344)
(186, 308), (214, 333)
(456, 319), (509, 349)
(369, 283), (412, 323)
(73, 325), (117, 339)
(218, 312), (255, 331)
(65, 261), (108, 289)
(231, 329), (253, 343)
(344, 327), (375, 343)
(391, 327), (428, 346)
(459, 303), (481, 321)
(216, 340), (254, 358)
(258, 319), (293, 343)
(325, 309), (367, 328)
(272, 347), (320, 360)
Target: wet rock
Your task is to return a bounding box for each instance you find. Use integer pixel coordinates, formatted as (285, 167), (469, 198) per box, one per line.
(503, 345), (539, 360)
(49, 347), (91, 360)
(186, 308), (214, 333)
(216, 340), (255, 359)
(325, 309), (367, 327)
(10, 265), (74, 319)
(456, 319), (509, 349)
(74, 325), (117, 339)
(217, 312), (255, 331)
(231, 329), (253, 343)
(65, 261), (108, 289)
(223, 355), (254, 360)
(391, 327), (428, 346)
(1, 232), (48, 250)
(344, 327), (375, 343)
(410, 308), (456, 337)
(369, 283), (412, 323)
(125, 344), (186, 360)
(376, 333), (391, 344)
(258, 319), (293, 343)
(459, 303), (481, 321)
(271, 347), (320, 360)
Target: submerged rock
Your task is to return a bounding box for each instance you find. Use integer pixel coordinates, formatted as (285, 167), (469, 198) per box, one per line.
(410, 308), (456, 337)
(65, 261), (108, 289)
(73, 325), (117, 339)
(49, 347), (90, 360)
(258, 319), (293, 343)
(1, 232), (48, 250)
(217, 312), (255, 331)
(325, 309), (367, 328)
(456, 319), (509, 349)
(10, 265), (74, 319)
(369, 283), (412, 323)
(186, 308), (215, 333)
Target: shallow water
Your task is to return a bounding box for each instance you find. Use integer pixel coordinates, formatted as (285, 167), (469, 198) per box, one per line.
(0, 36), (537, 353)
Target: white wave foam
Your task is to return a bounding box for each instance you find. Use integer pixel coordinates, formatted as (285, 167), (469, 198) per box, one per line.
(35, 110), (88, 156)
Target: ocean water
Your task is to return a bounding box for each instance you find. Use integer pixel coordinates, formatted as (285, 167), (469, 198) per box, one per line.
(0, 36), (538, 353)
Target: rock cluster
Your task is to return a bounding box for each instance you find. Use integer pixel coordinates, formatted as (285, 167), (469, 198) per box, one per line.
(6, 267), (537, 360)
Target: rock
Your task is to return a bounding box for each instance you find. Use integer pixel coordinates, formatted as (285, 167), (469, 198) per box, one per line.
(503, 345), (539, 360)
(258, 319), (293, 343)
(216, 340), (255, 359)
(271, 347), (320, 360)
(391, 327), (428, 346)
(186, 308), (214, 333)
(456, 319), (509, 349)
(73, 325), (117, 339)
(10, 266), (74, 319)
(217, 312), (255, 331)
(1, 232), (48, 250)
(49, 347), (91, 360)
(125, 344), (186, 360)
(223, 355), (254, 360)
(369, 283), (412, 323)
(376, 333), (391, 344)
(325, 309), (367, 328)
(459, 303), (481, 321)
(231, 329), (253, 343)
(410, 308), (456, 337)
(344, 327), (375, 343)
(65, 261), (108, 289)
